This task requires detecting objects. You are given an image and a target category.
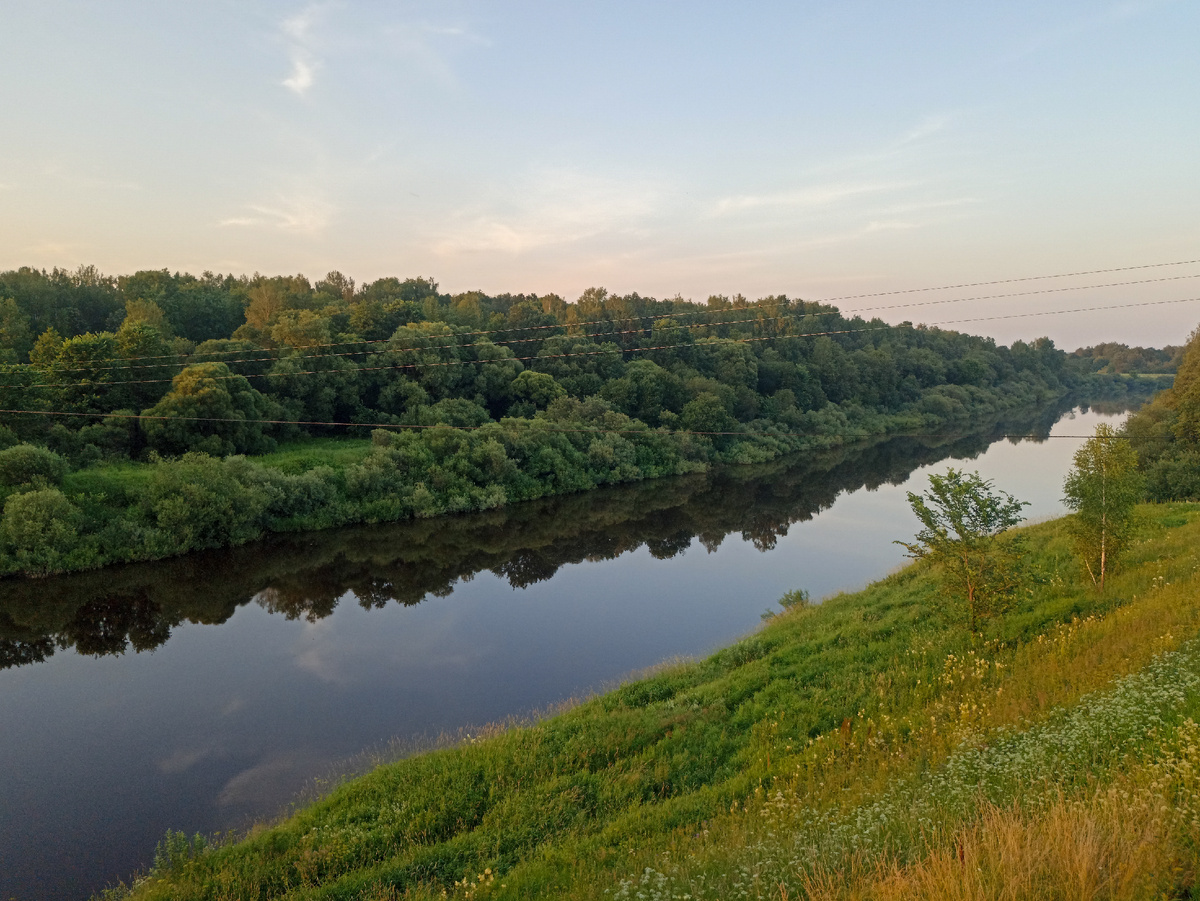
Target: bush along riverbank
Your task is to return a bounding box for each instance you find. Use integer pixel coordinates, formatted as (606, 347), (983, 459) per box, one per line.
(0, 381), (1163, 579)
(0, 404), (1073, 671)
(96, 500), (1200, 900)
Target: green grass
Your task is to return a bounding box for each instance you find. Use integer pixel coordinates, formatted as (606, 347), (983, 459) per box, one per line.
(53, 437), (374, 517)
(63, 460), (154, 503)
(254, 438), (375, 473)
(103, 503), (1200, 900)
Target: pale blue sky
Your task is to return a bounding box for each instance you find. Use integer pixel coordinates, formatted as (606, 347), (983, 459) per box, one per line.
(2, 1), (1198, 346)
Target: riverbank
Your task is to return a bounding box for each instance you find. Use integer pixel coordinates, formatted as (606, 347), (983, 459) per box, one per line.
(0, 402), (1075, 668)
(100, 500), (1200, 900)
(0, 386), (1126, 579)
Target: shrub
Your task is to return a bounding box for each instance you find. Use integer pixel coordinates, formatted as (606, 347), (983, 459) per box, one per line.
(139, 453), (271, 554)
(1, 488), (81, 574)
(0, 443), (69, 488)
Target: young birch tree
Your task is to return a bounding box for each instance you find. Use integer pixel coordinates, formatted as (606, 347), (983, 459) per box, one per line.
(1063, 423), (1142, 592)
(897, 469), (1029, 632)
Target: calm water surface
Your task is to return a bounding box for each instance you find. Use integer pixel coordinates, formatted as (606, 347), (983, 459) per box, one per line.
(0, 405), (1124, 899)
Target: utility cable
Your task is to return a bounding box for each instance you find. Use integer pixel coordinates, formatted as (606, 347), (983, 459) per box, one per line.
(0, 405), (1169, 442)
(26, 260), (1200, 369)
(16, 314), (796, 377)
(28, 270), (1200, 376)
(4, 295), (1197, 392)
(812, 257), (1200, 301)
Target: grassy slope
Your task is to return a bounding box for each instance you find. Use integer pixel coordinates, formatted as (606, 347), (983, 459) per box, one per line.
(113, 504), (1200, 900)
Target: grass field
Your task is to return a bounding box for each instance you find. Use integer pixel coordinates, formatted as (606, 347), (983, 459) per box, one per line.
(253, 438), (375, 473)
(101, 503), (1200, 900)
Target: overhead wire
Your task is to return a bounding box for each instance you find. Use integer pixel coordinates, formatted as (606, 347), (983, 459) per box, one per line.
(4, 295), (1197, 392)
(10, 313), (796, 377)
(0, 405), (1170, 443)
(809, 257), (1200, 301)
(23, 269), (1199, 376)
(21, 259), (1200, 370)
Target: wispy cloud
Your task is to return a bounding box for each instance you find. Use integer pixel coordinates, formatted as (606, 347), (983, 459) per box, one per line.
(1013, 0), (1173, 57)
(420, 23), (491, 46)
(279, 4), (330, 96)
(40, 160), (142, 192)
(294, 643), (349, 685)
(383, 20), (491, 89)
(219, 194), (333, 235)
(899, 114), (951, 146)
(863, 220), (919, 233)
(159, 747), (213, 775)
(217, 752), (325, 809)
(283, 55), (317, 95)
(889, 196), (978, 211)
(23, 240), (87, 258)
(712, 182), (912, 216)
(433, 168), (665, 255)
(789, 112), (959, 186)
(276, 7), (486, 96)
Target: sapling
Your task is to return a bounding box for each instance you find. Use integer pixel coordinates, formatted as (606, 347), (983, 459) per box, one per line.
(897, 469), (1028, 632)
(1063, 423), (1142, 591)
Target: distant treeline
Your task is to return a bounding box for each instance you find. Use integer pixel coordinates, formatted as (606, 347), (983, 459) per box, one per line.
(1071, 341), (1183, 375)
(0, 265), (1173, 577)
(1124, 326), (1200, 500)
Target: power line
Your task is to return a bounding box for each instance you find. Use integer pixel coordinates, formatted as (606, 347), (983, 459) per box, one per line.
(17, 313), (792, 377)
(936, 296), (1200, 326)
(0, 405), (1161, 441)
(847, 272), (1200, 315)
(4, 295), (1196, 392)
(19, 259), (1200, 370)
(811, 257), (1200, 301)
(31, 270), (1200, 376)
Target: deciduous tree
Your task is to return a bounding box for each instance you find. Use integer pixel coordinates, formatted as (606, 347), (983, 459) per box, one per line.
(1063, 423), (1142, 591)
(141, 362), (278, 456)
(897, 469), (1028, 631)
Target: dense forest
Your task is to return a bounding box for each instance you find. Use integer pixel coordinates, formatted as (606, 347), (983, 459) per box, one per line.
(1124, 324), (1200, 500)
(0, 265), (1171, 577)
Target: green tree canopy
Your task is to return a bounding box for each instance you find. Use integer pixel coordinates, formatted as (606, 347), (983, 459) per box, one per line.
(139, 452), (272, 553)
(897, 468), (1028, 631)
(141, 362), (278, 457)
(1, 488), (81, 575)
(1063, 423), (1142, 591)
(1169, 325), (1200, 444)
(0, 443), (68, 488)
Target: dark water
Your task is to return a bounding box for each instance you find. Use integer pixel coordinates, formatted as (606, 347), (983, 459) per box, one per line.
(0, 404), (1125, 899)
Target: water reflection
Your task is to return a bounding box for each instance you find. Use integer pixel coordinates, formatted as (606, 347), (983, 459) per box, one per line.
(0, 403), (1075, 671)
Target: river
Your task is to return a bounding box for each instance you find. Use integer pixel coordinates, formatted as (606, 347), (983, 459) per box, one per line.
(0, 403), (1127, 900)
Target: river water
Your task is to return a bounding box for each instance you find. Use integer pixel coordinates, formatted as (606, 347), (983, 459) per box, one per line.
(0, 404), (1126, 899)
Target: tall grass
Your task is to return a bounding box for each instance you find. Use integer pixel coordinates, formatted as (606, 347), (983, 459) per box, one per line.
(105, 504), (1200, 900)
(801, 719), (1200, 900)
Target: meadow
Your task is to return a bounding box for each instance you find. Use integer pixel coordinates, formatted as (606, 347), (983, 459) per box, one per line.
(97, 500), (1200, 900)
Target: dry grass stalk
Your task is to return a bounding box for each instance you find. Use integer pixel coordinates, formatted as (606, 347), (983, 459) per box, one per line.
(802, 789), (1181, 901)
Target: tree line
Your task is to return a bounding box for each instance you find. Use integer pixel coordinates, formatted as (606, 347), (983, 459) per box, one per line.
(1118, 324), (1200, 502)
(1070, 342), (1183, 375)
(0, 265), (1172, 577)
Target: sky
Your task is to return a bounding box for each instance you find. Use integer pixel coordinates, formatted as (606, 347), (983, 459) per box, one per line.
(1, 0), (1198, 348)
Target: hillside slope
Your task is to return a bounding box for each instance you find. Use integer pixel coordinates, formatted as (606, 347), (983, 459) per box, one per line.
(101, 502), (1200, 900)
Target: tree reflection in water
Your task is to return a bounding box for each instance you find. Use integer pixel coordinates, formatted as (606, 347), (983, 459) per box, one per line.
(0, 404), (1077, 670)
